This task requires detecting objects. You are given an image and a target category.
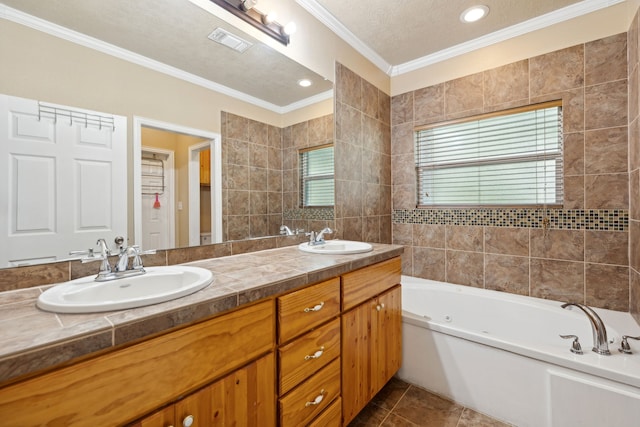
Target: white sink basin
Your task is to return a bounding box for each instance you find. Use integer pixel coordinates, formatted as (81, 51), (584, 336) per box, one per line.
(298, 240), (373, 255)
(37, 266), (214, 313)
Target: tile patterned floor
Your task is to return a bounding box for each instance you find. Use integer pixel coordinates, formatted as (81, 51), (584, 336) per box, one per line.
(348, 378), (514, 427)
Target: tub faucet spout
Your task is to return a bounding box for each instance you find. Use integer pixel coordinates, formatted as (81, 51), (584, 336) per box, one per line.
(561, 302), (610, 355)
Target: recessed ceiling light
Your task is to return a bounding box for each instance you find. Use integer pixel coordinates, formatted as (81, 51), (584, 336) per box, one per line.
(460, 5), (489, 23)
(298, 79), (312, 87)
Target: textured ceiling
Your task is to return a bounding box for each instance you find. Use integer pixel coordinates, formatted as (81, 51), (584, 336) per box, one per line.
(314, 0), (581, 65)
(0, 0), (333, 108)
(1, 0), (606, 108)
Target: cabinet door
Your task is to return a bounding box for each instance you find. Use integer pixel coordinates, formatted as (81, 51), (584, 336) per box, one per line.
(341, 300), (374, 425)
(372, 286), (402, 395)
(209, 353), (275, 427)
(175, 386), (211, 427)
(129, 406), (175, 427)
(341, 285), (402, 425)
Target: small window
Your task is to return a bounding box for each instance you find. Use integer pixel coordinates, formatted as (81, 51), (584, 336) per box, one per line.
(299, 144), (334, 207)
(415, 101), (563, 207)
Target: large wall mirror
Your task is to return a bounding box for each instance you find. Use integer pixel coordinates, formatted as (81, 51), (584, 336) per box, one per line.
(0, 0), (334, 268)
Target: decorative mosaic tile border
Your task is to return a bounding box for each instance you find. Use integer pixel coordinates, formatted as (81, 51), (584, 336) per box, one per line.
(392, 209), (628, 231)
(284, 208), (335, 221)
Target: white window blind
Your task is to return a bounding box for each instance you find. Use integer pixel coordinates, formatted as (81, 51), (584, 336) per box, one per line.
(415, 101), (563, 207)
(300, 144), (334, 207)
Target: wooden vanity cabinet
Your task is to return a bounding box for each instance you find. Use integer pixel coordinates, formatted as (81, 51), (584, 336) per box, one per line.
(0, 255), (402, 427)
(341, 258), (402, 425)
(0, 300), (275, 427)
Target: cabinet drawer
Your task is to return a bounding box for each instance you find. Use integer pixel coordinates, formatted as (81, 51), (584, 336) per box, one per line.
(342, 257), (401, 311)
(307, 397), (342, 427)
(278, 358), (341, 427)
(278, 318), (340, 395)
(278, 278), (340, 343)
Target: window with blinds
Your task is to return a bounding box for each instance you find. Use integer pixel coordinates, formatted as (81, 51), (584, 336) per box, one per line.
(299, 144), (334, 207)
(415, 101), (563, 207)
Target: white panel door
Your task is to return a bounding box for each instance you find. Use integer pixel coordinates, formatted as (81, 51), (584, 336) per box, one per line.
(0, 94), (127, 266)
(140, 150), (174, 250)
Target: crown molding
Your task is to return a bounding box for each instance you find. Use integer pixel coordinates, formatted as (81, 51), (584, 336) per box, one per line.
(295, 0), (625, 77)
(0, 4), (322, 114)
(391, 0), (626, 76)
(295, 0), (393, 74)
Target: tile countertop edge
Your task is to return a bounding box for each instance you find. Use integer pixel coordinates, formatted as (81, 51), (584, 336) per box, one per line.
(0, 244), (404, 385)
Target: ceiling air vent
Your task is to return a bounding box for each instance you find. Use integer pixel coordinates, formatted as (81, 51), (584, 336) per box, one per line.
(208, 28), (253, 53)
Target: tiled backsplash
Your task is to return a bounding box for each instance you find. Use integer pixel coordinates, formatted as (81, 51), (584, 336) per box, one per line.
(392, 32), (632, 311)
(0, 234), (308, 293)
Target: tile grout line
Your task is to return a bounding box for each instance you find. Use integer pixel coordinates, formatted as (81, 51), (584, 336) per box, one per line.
(378, 384), (413, 426)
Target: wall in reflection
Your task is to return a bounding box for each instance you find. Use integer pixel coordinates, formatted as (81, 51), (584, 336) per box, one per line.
(222, 111), (335, 241)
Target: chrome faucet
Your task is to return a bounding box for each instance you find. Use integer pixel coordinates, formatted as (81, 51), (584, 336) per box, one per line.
(307, 227), (333, 245)
(561, 302), (611, 355)
(280, 225), (294, 236)
(77, 238), (155, 282)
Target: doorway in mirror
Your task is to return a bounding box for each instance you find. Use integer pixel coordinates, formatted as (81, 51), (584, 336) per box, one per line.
(141, 148), (175, 251)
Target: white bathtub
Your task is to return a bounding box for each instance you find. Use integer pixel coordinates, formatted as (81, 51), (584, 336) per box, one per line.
(397, 276), (640, 427)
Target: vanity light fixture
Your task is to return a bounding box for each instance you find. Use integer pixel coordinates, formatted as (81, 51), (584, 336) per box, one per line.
(209, 0), (295, 45)
(298, 79), (312, 87)
(460, 5), (489, 23)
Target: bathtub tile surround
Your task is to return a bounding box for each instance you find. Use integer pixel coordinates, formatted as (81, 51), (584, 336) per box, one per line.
(348, 378), (511, 427)
(630, 6), (640, 325)
(392, 31), (633, 313)
(335, 62), (392, 244)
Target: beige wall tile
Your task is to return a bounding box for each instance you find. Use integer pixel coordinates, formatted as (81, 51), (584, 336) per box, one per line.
(336, 103), (363, 147)
(584, 173), (629, 209)
(446, 250), (484, 288)
(631, 221), (640, 272)
(530, 229), (584, 261)
(530, 45), (584, 96)
(630, 118), (640, 172)
(530, 258), (584, 302)
(391, 123), (415, 156)
(485, 254), (529, 295)
(391, 91), (414, 126)
(631, 268), (640, 324)
(563, 175), (585, 209)
(563, 132), (585, 176)
(630, 64), (639, 124)
(445, 73), (483, 115)
(585, 264), (629, 311)
(584, 80), (628, 130)
(484, 227), (529, 256)
(362, 79), (380, 119)
(393, 223), (413, 245)
(483, 60), (529, 107)
(631, 169), (640, 221)
(585, 230), (628, 265)
(585, 33), (627, 86)
(413, 247), (445, 281)
(446, 226), (483, 251)
(392, 153), (416, 185)
(413, 224), (445, 248)
(414, 84), (444, 125)
(336, 63), (362, 110)
(585, 127), (628, 174)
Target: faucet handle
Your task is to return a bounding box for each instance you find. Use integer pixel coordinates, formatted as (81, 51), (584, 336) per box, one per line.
(619, 335), (640, 354)
(560, 334), (583, 354)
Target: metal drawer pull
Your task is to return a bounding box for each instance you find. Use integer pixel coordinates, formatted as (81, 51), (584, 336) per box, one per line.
(304, 346), (325, 360)
(376, 303), (385, 311)
(303, 301), (324, 313)
(305, 389), (326, 407)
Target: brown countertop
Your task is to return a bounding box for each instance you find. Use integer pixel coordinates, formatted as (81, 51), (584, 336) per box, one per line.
(0, 243), (403, 385)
